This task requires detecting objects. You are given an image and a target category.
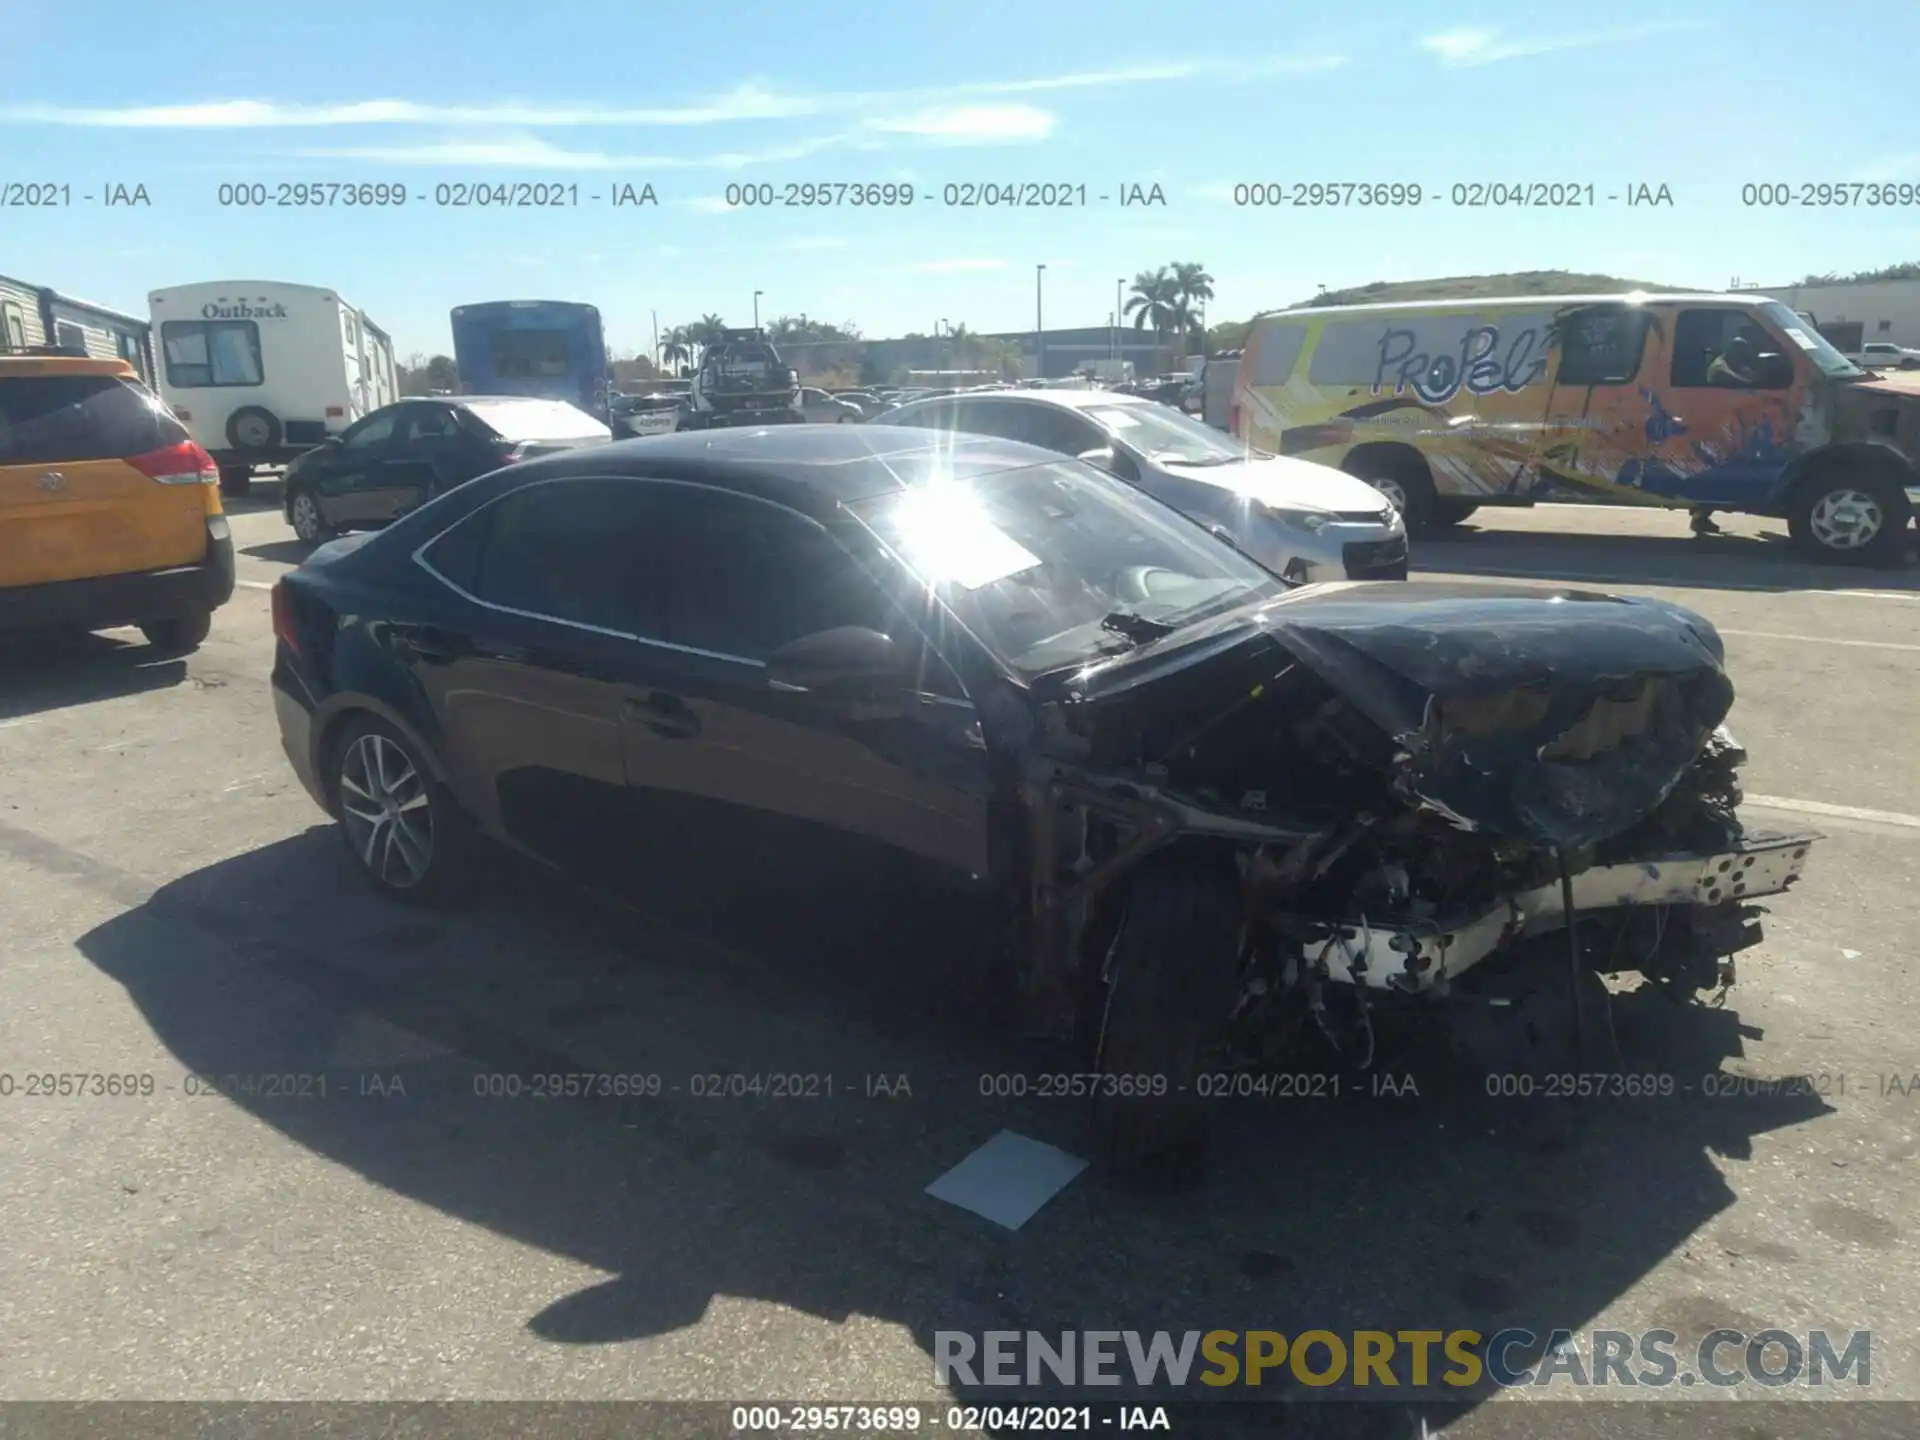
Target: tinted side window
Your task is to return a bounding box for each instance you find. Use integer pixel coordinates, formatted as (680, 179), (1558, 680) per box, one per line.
(344, 411), (400, 447)
(459, 480), (892, 658)
(0, 376), (187, 464)
(1011, 404), (1103, 456)
(1555, 307), (1650, 387)
(661, 492), (891, 657)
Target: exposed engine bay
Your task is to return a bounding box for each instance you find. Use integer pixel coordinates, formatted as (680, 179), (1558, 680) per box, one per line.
(1004, 581), (1820, 1072)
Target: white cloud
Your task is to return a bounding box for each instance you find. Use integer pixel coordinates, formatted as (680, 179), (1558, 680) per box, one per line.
(293, 131), (857, 170)
(866, 104), (1054, 144)
(1420, 19), (1705, 67)
(0, 55), (1346, 129)
(911, 259), (1009, 273)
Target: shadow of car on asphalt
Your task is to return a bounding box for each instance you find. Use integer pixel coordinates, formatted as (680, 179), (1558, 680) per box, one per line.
(0, 629), (188, 722)
(76, 831), (1834, 1438)
(240, 538), (315, 566)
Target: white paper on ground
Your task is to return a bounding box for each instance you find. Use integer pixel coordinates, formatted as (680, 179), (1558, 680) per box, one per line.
(925, 1129), (1089, 1230)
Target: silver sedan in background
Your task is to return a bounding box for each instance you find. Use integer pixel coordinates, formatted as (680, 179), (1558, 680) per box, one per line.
(881, 388), (1408, 582)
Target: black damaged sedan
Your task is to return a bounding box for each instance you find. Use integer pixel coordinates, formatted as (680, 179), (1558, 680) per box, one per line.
(270, 425), (1819, 1177)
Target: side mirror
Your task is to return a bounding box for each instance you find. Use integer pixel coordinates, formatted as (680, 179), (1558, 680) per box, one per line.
(765, 626), (910, 698)
(1077, 445), (1118, 473)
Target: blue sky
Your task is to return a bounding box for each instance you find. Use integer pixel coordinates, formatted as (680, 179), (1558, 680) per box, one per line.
(3, 0), (1916, 360)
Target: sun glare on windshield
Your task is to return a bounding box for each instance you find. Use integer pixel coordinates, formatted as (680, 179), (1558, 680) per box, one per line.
(888, 480), (1043, 591)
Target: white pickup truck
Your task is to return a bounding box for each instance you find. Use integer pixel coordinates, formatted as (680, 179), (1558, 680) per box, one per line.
(1847, 342), (1920, 371)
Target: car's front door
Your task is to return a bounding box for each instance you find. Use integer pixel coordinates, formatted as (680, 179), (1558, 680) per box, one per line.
(313, 407), (403, 527)
(607, 483), (995, 963)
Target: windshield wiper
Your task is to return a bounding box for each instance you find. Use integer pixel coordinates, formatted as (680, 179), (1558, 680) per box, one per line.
(1100, 609), (1178, 643)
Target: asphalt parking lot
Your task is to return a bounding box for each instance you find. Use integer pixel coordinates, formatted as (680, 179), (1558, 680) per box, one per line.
(2, 492), (1917, 1437)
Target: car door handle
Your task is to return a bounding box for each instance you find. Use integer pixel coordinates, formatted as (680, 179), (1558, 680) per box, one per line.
(623, 692), (700, 739)
(395, 624), (463, 662)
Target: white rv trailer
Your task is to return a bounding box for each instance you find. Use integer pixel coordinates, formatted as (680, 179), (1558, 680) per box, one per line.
(148, 281), (397, 495)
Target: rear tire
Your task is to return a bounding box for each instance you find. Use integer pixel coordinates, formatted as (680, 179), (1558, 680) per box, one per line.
(1086, 859), (1244, 1185)
(1786, 468), (1911, 567)
(140, 609), (212, 654)
(1346, 449), (1437, 535)
(1430, 498), (1480, 529)
(326, 714), (473, 905)
(288, 488), (333, 546)
(218, 465), (253, 498)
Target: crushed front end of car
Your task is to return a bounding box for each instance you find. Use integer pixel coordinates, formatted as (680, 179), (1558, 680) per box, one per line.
(1006, 581), (1820, 1172)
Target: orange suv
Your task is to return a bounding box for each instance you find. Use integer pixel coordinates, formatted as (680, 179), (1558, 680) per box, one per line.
(0, 350), (234, 651)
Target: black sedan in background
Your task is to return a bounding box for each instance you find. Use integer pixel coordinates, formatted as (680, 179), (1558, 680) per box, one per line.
(282, 395), (612, 544)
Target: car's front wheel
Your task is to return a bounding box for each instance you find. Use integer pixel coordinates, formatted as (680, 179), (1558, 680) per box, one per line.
(1085, 858), (1244, 1184)
(329, 715), (468, 903)
(288, 488), (333, 546)
(1787, 469), (1911, 566)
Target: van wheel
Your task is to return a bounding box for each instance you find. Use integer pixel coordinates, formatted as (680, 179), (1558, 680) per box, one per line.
(1430, 498), (1480, 529)
(1086, 859), (1244, 1185)
(1346, 450), (1436, 535)
(1787, 470), (1911, 567)
(218, 466), (252, 498)
(288, 488), (333, 546)
(226, 406), (282, 452)
(140, 610), (212, 654)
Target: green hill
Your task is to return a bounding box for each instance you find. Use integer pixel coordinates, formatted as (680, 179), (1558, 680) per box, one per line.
(1291, 270), (1684, 309)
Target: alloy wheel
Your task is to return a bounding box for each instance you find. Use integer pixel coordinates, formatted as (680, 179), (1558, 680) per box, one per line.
(290, 492), (326, 544)
(1808, 488), (1884, 551)
(1369, 475), (1409, 513)
(338, 733), (435, 889)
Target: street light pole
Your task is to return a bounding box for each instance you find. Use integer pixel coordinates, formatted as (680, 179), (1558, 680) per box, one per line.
(753, 290), (763, 329)
(1114, 277), (1124, 362)
(1035, 264), (1047, 379)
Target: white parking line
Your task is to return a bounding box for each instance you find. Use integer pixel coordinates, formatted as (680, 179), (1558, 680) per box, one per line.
(1717, 629), (1920, 653)
(1746, 796), (1920, 830)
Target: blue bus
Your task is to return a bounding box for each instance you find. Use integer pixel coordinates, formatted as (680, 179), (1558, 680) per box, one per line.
(449, 299), (609, 424)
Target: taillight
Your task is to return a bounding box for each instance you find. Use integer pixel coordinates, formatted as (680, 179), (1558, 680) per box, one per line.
(126, 439), (218, 485)
(497, 441), (531, 463)
(325, 405), (345, 417)
(271, 581), (301, 658)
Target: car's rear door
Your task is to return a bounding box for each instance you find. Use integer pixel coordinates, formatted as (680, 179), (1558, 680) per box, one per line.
(0, 369), (207, 589)
(405, 477), (663, 872)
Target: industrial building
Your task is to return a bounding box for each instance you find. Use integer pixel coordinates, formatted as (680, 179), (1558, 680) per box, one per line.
(1747, 277), (1920, 352)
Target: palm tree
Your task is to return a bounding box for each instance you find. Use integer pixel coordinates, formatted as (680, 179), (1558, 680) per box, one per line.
(1124, 268), (1181, 358)
(691, 314), (728, 349)
(1169, 261), (1215, 348)
(660, 326), (693, 371)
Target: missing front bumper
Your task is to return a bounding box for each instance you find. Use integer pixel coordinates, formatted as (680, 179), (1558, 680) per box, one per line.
(1279, 829), (1819, 994)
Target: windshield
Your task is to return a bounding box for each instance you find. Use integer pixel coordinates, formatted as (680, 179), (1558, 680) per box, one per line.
(463, 399), (609, 440)
(849, 459), (1285, 678)
(1759, 302), (1866, 379)
(1083, 402), (1256, 465)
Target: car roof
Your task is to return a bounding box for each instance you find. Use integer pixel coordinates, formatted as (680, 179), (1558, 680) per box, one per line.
(894, 386), (1146, 411)
(0, 354), (139, 379)
(490, 423), (1064, 518)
